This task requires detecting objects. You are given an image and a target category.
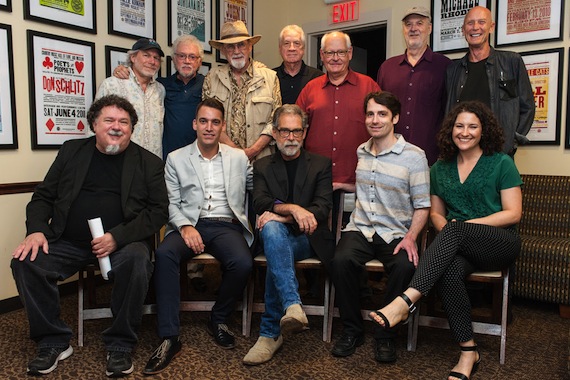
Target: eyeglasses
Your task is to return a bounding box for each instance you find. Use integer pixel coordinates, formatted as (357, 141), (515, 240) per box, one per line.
(322, 50), (349, 58)
(282, 40), (303, 48)
(175, 53), (200, 61)
(276, 128), (304, 138)
(224, 42), (248, 52)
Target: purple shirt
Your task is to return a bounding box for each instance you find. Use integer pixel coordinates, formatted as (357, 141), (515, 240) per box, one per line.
(377, 47), (451, 165)
(297, 70), (380, 184)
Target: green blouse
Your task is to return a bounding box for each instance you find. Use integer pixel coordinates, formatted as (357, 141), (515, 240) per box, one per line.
(430, 152), (522, 222)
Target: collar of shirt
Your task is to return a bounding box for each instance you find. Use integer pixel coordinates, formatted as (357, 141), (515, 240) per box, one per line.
(174, 72), (198, 86)
(401, 46), (433, 66)
(362, 134), (407, 156)
(322, 68), (358, 88)
(128, 67), (158, 85)
(276, 61), (307, 78)
(197, 143), (222, 160)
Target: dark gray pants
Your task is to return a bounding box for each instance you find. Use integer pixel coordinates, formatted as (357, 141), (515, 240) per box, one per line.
(11, 239), (153, 352)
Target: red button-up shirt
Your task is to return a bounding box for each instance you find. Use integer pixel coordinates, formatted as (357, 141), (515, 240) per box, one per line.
(297, 70), (380, 184)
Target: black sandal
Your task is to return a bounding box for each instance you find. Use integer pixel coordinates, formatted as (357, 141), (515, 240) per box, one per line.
(448, 345), (481, 380)
(369, 293), (417, 329)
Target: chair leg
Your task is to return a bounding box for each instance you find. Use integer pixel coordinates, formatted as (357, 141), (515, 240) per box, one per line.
(322, 277), (331, 342)
(245, 272), (255, 337)
(78, 270), (85, 347)
(241, 282), (249, 336)
(327, 284), (335, 342)
(500, 269), (509, 364)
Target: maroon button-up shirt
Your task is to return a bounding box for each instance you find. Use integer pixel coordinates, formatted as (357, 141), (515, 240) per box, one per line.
(297, 70), (380, 184)
(377, 47), (451, 165)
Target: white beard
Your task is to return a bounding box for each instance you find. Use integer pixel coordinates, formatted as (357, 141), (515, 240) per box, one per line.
(105, 144), (121, 155)
(230, 57), (247, 70)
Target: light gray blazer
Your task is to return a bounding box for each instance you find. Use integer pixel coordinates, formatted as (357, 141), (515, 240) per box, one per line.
(164, 141), (254, 246)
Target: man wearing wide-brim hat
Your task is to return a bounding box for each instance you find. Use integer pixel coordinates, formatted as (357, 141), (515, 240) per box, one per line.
(203, 20), (281, 161)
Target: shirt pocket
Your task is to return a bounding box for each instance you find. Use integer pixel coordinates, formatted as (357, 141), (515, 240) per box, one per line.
(498, 79), (518, 100)
(250, 96), (274, 125)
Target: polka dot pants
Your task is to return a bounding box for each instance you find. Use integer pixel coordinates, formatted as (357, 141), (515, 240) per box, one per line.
(409, 221), (520, 342)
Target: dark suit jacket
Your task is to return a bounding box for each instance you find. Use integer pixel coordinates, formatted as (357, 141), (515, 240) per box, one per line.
(26, 137), (168, 248)
(253, 149), (334, 265)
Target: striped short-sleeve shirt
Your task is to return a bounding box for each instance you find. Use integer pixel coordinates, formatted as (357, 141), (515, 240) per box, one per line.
(344, 134), (431, 243)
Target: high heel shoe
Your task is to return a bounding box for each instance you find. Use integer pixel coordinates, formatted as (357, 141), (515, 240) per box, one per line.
(448, 345), (481, 380)
(369, 293), (417, 329)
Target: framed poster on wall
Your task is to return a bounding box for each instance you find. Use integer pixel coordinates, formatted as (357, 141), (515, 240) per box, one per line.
(0, 0), (12, 12)
(105, 46), (129, 78)
(521, 48), (563, 145)
(0, 23), (17, 148)
(430, 0), (488, 54)
(169, 0), (212, 53)
(108, 0), (155, 40)
(496, 0), (564, 47)
(24, 0), (96, 34)
(215, 0), (253, 62)
(27, 30), (95, 149)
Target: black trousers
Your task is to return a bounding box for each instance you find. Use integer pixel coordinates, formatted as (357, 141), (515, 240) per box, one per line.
(331, 231), (415, 339)
(154, 219), (252, 337)
(410, 221), (520, 342)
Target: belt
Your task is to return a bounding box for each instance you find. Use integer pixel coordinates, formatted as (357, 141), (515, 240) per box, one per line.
(201, 217), (240, 225)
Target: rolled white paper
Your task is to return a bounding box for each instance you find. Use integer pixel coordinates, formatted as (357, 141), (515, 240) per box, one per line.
(87, 217), (112, 280)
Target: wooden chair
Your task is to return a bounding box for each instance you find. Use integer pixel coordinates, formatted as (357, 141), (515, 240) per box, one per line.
(416, 268), (510, 364)
(327, 191), (425, 351)
(245, 255), (332, 342)
(179, 253), (249, 336)
(78, 238), (250, 346)
(77, 264), (113, 347)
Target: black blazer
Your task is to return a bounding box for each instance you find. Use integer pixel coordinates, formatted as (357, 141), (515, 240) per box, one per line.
(253, 149), (334, 265)
(26, 137), (168, 248)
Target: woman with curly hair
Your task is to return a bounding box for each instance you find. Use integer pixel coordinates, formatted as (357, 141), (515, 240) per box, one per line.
(369, 101), (522, 380)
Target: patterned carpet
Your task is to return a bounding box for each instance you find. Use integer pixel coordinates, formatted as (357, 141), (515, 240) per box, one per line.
(1, 281), (568, 380)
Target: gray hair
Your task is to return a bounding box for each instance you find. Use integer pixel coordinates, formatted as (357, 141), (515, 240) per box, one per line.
(172, 34), (204, 59)
(320, 30), (352, 50)
(125, 50), (136, 68)
(279, 24), (306, 46)
(272, 104), (308, 129)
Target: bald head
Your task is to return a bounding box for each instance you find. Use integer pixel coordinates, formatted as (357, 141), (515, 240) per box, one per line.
(462, 6), (495, 50)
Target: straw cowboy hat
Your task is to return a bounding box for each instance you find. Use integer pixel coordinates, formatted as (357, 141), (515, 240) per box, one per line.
(209, 20), (261, 50)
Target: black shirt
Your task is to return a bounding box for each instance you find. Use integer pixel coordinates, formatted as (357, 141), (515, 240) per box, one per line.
(61, 149), (125, 247)
(273, 61), (323, 104)
(459, 59), (491, 108)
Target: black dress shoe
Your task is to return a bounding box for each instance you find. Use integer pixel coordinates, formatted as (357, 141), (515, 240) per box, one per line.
(143, 338), (182, 375)
(207, 320), (236, 349)
(331, 333), (364, 357)
(374, 338), (397, 363)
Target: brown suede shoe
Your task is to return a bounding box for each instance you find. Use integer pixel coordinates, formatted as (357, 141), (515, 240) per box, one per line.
(242, 336), (283, 365)
(279, 304), (309, 335)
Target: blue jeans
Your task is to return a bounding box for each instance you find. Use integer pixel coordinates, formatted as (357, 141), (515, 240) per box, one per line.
(259, 221), (312, 338)
(11, 239), (153, 352)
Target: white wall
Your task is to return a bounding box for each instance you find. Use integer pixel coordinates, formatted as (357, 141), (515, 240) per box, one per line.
(1, 0), (569, 300)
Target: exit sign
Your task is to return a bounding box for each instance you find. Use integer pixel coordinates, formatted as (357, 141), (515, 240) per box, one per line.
(330, 0), (359, 24)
